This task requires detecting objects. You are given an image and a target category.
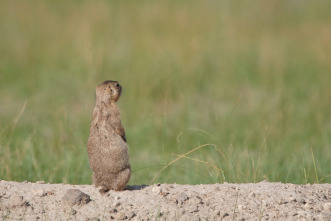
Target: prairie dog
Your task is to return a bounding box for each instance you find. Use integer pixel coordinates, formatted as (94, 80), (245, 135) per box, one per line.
(87, 80), (131, 193)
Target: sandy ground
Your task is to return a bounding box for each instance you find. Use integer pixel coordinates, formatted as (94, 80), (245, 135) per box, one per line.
(0, 180), (330, 220)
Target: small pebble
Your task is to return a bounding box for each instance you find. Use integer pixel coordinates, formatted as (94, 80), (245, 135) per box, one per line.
(152, 187), (162, 194)
(127, 211), (136, 218)
(323, 202), (331, 211)
(189, 205), (199, 213)
(178, 193), (189, 202)
(62, 189), (91, 206)
(114, 212), (126, 220)
(34, 189), (46, 197)
(238, 205), (246, 211)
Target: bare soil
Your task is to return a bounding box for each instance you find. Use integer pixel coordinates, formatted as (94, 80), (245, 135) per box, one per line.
(0, 180), (330, 220)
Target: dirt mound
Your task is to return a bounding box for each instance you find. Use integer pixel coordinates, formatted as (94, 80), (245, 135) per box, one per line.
(0, 180), (330, 220)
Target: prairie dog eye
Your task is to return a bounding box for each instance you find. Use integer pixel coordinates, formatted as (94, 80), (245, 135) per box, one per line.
(116, 83), (119, 87)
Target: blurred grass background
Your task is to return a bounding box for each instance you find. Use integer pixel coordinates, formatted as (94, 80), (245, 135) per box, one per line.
(0, 0), (330, 185)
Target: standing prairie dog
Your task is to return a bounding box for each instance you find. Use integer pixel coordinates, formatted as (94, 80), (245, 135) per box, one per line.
(87, 80), (131, 193)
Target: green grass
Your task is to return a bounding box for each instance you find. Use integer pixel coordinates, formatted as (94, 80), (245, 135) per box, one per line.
(0, 0), (330, 185)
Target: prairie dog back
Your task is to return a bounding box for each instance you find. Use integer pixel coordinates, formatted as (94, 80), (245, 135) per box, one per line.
(87, 80), (131, 193)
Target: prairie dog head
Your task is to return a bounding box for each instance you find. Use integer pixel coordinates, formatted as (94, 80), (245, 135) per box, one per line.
(96, 80), (122, 103)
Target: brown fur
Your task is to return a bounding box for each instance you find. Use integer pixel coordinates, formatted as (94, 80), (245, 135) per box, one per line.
(87, 80), (131, 193)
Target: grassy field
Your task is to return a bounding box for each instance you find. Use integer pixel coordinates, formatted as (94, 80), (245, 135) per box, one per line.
(0, 1), (330, 185)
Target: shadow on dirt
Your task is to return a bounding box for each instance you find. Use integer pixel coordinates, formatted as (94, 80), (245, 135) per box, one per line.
(125, 185), (148, 191)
